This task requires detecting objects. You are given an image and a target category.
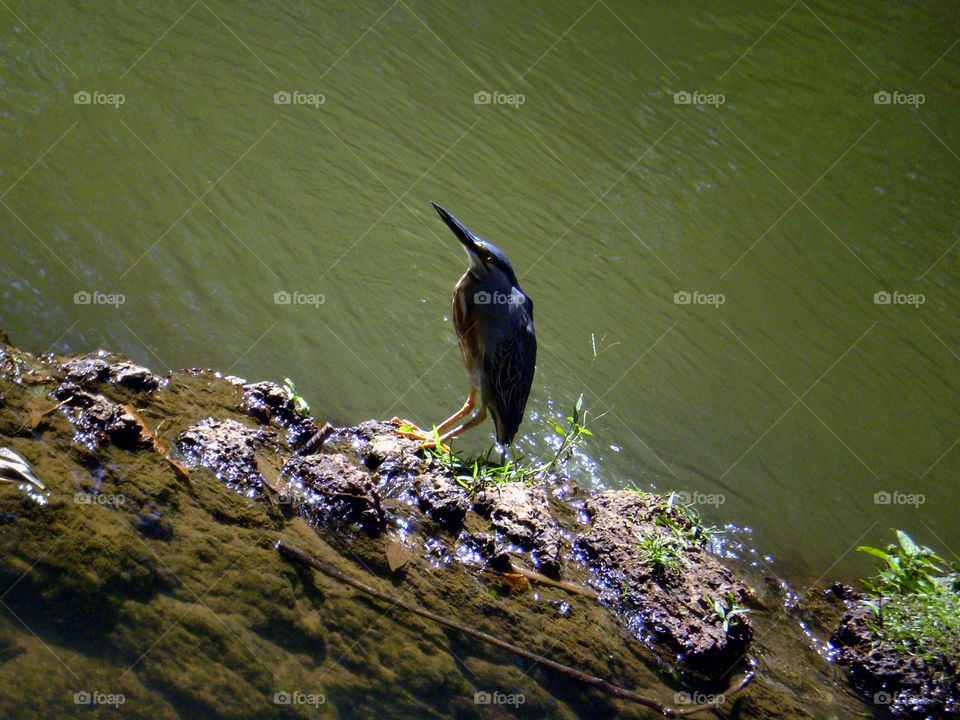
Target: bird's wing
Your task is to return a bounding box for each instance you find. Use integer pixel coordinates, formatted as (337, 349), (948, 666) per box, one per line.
(484, 300), (536, 444)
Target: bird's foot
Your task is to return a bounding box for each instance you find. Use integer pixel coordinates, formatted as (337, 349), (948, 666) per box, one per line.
(389, 418), (451, 453)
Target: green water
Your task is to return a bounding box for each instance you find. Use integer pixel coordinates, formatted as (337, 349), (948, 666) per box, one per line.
(1, 0), (958, 587)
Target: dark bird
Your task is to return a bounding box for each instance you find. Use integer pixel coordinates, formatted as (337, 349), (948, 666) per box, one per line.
(395, 202), (537, 447)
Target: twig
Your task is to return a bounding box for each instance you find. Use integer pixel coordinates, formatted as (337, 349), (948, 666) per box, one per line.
(276, 540), (754, 717)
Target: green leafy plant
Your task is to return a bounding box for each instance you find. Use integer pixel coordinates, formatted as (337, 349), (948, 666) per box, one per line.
(282, 378), (310, 417)
(857, 530), (960, 662)
(858, 530), (950, 596)
(703, 592), (749, 632)
(543, 394), (593, 475)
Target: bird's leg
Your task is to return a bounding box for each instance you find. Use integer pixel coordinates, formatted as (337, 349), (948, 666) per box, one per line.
(434, 387), (477, 435)
(438, 405), (487, 443)
(391, 388), (476, 445)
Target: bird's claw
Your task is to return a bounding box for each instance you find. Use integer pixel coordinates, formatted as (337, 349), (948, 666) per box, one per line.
(390, 418), (451, 453)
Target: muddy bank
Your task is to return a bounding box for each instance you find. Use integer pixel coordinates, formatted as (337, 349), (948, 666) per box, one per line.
(0, 334), (921, 719)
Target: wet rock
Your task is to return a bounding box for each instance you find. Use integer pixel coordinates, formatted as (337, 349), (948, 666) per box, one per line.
(476, 482), (564, 575)
(177, 417), (268, 490)
(339, 420), (424, 481)
(416, 473), (471, 529)
(574, 490), (753, 681)
(832, 605), (960, 718)
(242, 381), (292, 423)
(60, 352), (162, 391)
(53, 383), (149, 450)
(283, 453), (385, 535)
(241, 381), (319, 446)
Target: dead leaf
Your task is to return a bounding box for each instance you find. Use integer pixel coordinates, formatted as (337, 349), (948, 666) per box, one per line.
(385, 541), (413, 572)
(123, 404), (192, 488)
(23, 398), (70, 430)
(255, 451), (285, 495)
(499, 572), (530, 592)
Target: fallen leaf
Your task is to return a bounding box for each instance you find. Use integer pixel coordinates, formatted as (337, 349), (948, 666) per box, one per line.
(385, 541), (413, 572)
(499, 572), (530, 592)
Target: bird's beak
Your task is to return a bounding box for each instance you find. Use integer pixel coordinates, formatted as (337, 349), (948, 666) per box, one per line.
(431, 202), (484, 263)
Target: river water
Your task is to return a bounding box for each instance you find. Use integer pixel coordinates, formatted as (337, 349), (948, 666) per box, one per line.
(1, 0), (958, 588)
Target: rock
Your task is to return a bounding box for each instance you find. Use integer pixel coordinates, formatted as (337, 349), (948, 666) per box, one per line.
(241, 381), (319, 446)
(53, 383), (149, 450)
(574, 490), (753, 681)
(60, 352), (162, 391)
(477, 482), (564, 575)
(283, 453), (386, 535)
(177, 417), (268, 489)
(241, 381), (291, 423)
(340, 420), (424, 481)
(416, 473), (471, 529)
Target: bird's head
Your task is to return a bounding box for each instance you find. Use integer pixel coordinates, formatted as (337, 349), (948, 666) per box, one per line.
(431, 202), (519, 287)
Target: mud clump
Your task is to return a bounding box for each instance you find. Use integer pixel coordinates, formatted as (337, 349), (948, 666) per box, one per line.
(575, 490), (752, 681)
(476, 482), (563, 575)
(241, 381), (319, 446)
(177, 417), (271, 490)
(832, 605), (960, 718)
(339, 420), (425, 480)
(59, 352), (164, 392)
(283, 453), (386, 535)
(54, 383), (150, 450)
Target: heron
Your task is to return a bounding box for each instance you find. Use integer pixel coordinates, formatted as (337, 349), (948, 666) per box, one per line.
(394, 202), (537, 448)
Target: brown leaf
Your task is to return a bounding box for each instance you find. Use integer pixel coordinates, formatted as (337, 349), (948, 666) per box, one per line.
(164, 457), (191, 485)
(499, 572), (530, 592)
(385, 541), (413, 572)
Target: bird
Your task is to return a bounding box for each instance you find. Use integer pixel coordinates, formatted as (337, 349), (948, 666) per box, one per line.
(394, 202), (537, 448)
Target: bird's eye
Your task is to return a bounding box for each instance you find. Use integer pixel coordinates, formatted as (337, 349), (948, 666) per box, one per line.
(485, 254), (494, 262)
